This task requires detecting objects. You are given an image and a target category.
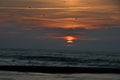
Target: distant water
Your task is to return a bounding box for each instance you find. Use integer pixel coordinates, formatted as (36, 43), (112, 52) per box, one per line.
(0, 49), (120, 68)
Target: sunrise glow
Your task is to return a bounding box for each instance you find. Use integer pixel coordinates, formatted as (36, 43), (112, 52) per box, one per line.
(63, 36), (77, 45)
(65, 36), (76, 41)
(0, 0), (119, 50)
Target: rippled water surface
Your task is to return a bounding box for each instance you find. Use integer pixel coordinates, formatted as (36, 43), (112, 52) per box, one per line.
(0, 49), (120, 68)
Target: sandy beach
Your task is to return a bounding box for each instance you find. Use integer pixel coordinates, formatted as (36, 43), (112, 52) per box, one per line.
(0, 71), (120, 80)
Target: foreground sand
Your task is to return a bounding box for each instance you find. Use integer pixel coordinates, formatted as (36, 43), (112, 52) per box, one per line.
(0, 71), (120, 80)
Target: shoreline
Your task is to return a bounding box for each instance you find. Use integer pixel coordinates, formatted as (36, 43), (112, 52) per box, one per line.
(0, 66), (120, 74)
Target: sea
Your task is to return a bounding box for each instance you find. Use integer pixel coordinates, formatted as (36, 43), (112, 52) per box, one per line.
(0, 49), (120, 80)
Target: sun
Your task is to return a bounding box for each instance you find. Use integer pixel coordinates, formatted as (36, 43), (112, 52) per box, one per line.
(63, 36), (77, 45)
(58, 36), (77, 46)
(67, 40), (73, 44)
(65, 36), (75, 41)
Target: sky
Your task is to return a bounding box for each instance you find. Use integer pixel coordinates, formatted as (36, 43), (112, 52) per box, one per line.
(0, 0), (120, 51)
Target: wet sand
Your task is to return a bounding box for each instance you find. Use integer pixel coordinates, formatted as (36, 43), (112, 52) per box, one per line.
(0, 71), (120, 80)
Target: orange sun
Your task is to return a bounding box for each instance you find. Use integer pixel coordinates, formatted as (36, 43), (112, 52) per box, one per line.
(63, 36), (77, 44)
